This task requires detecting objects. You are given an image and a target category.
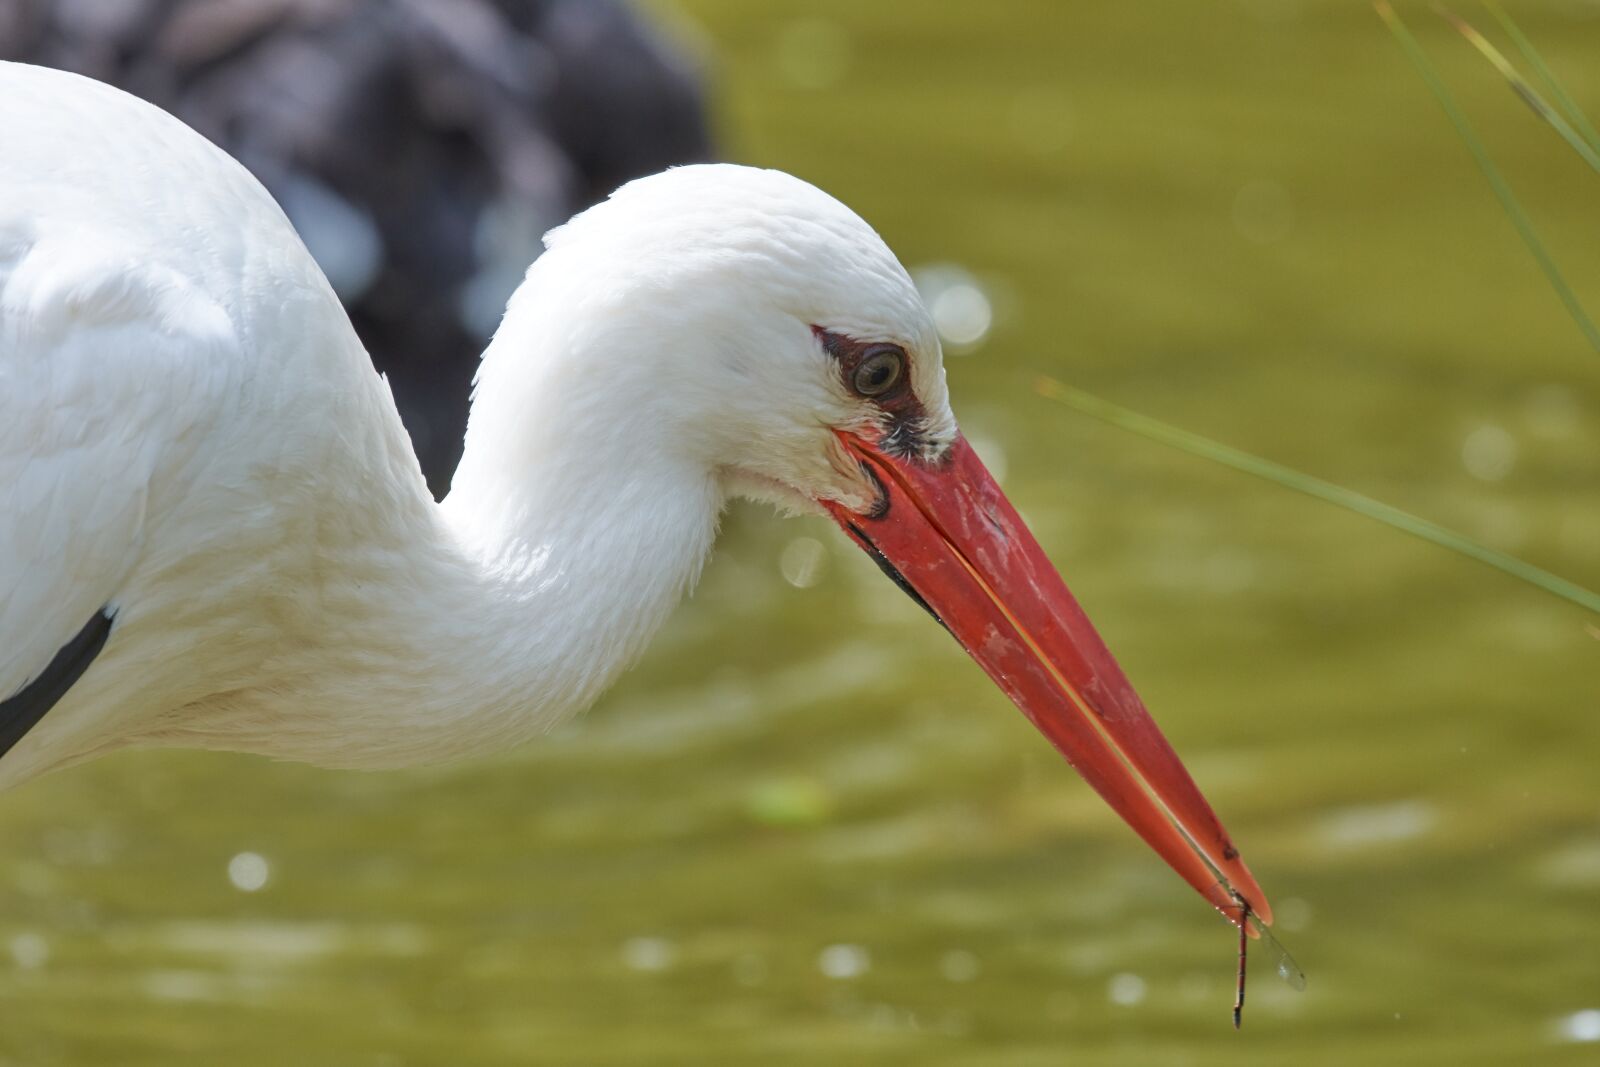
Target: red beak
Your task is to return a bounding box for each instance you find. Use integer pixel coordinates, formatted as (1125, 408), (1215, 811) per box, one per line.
(823, 431), (1271, 932)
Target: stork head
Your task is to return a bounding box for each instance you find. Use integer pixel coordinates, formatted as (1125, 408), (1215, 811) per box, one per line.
(471, 164), (1273, 932)
(493, 164), (954, 519)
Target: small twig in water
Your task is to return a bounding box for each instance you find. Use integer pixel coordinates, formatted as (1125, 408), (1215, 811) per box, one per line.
(1233, 900), (1250, 1029)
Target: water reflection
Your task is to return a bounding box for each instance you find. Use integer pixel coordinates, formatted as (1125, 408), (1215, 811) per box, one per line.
(1316, 800), (1437, 850)
(1107, 971), (1148, 1006)
(1552, 1009), (1600, 1044)
(621, 936), (677, 973)
(818, 943), (871, 979)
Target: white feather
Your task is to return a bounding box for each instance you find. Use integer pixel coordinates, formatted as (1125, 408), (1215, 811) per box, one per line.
(0, 62), (954, 788)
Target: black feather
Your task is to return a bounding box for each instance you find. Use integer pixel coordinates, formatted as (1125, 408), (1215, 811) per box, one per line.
(0, 608), (114, 760)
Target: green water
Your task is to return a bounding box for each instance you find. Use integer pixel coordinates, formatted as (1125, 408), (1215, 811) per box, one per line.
(3, 2), (1599, 1063)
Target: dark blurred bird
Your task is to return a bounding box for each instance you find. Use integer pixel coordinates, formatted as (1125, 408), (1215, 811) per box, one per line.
(0, 0), (713, 493)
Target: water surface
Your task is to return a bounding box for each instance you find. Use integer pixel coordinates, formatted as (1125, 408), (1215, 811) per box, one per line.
(3, 3), (1599, 1064)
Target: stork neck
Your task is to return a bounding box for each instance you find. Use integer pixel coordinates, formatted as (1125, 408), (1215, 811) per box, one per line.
(415, 267), (726, 759)
(422, 428), (721, 752)
(206, 263), (727, 768)
(191, 396), (724, 772)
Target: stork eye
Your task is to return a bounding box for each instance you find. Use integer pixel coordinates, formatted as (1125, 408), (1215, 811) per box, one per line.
(852, 346), (905, 397)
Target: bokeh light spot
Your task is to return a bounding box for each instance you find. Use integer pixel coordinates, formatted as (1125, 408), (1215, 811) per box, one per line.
(1461, 424), (1516, 482)
(818, 943), (870, 979)
(779, 536), (828, 588)
(227, 852), (270, 893)
(1553, 1009), (1600, 1043)
(1107, 972), (1147, 1006)
(621, 936), (677, 973)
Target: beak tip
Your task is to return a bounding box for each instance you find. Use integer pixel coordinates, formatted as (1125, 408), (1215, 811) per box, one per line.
(1214, 856), (1273, 933)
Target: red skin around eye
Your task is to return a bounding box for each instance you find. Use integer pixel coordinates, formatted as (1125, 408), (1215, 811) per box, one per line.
(810, 325), (929, 456)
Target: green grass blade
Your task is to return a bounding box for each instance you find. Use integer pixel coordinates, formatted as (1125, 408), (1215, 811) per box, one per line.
(1034, 376), (1600, 617)
(1437, 5), (1600, 175)
(1484, 0), (1600, 158)
(1375, 1), (1600, 357)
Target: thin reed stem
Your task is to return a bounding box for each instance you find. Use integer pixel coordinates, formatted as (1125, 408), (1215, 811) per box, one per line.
(1375, 1), (1600, 356)
(1034, 376), (1600, 616)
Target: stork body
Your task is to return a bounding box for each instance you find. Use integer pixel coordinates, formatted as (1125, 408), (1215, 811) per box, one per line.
(1, 62), (749, 782)
(0, 62), (1275, 934)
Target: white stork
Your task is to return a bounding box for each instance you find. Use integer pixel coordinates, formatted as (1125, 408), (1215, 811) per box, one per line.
(0, 61), (1272, 935)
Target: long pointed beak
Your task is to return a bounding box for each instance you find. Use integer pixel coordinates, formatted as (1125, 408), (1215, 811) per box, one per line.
(822, 431), (1271, 931)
